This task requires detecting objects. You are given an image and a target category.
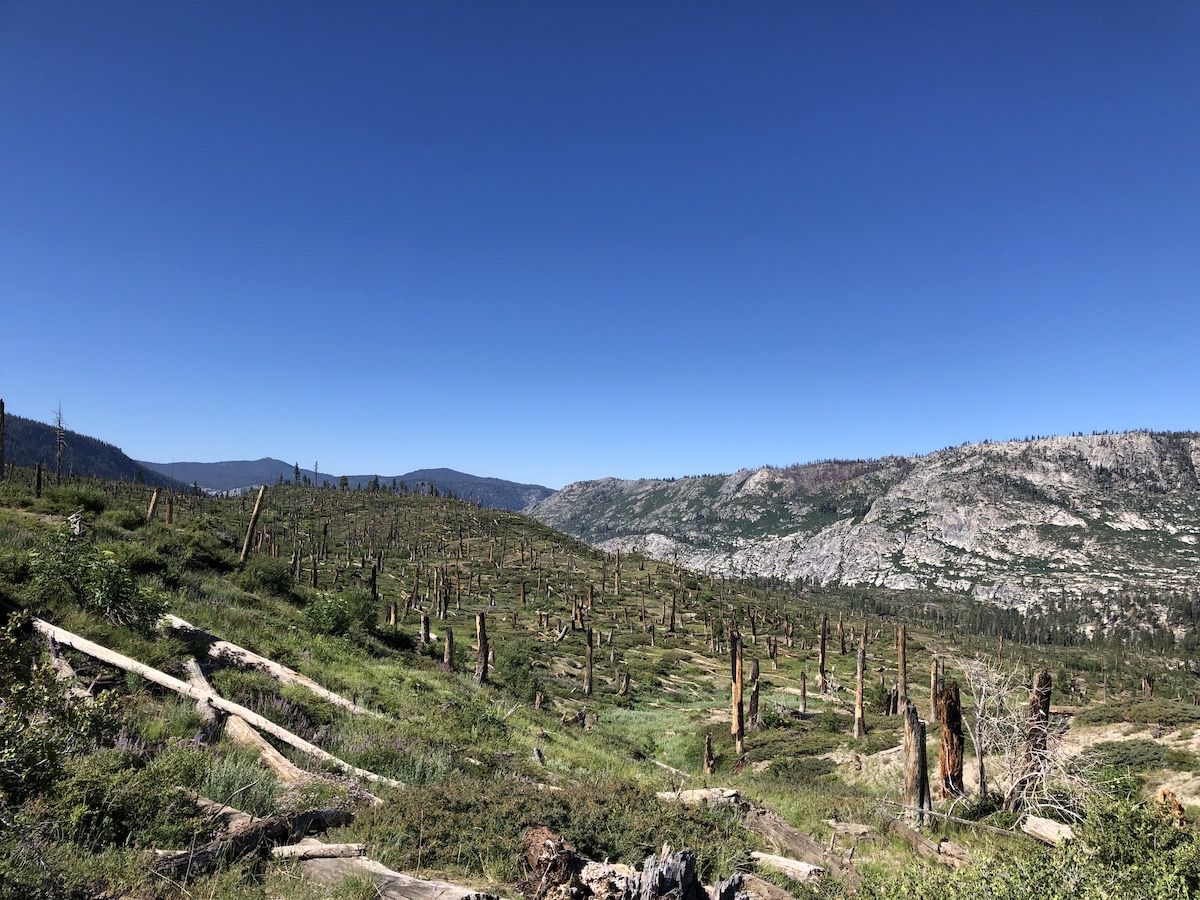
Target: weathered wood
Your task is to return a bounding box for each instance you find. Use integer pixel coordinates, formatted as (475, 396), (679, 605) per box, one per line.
(702, 734), (715, 775)
(225, 713), (312, 787)
(731, 631), (745, 755)
(302, 848), (499, 900)
(1021, 815), (1074, 846)
(32, 618), (401, 788)
(742, 806), (851, 881)
(852, 645), (866, 739)
(475, 612), (489, 685)
(164, 614), (383, 718)
(1005, 670), (1052, 811)
(272, 841), (365, 859)
(817, 613), (828, 692)
(902, 700), (931, 825)
(240, 485), (266, 563)
(937, 680), (964, 798)
(897, 624), (907, 703)
(883, 816), (970, 869)
(152, 808), (353, 879)
(750, 851), (822, 884)
(183, 658), (223, 742)
(146, 489), (159, 523)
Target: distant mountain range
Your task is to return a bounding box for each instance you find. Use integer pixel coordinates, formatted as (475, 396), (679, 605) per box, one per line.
(1, 412), (183, 488)
(138, 458), (552, 511)
(527, 431), (1200, 611)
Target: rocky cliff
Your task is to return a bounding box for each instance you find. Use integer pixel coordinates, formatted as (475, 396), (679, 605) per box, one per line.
(526, 432), (1200, 609)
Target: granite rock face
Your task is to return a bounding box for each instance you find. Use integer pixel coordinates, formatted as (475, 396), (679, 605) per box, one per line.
(526, 432), (1200, 609)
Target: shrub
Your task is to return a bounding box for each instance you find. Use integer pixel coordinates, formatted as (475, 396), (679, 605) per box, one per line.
(237, 555), (296, 597)
(44, 486), (107, 515)
(0, 614), (118, 803)
(26, 527), (166, 629)
(305, 590), (373, 635)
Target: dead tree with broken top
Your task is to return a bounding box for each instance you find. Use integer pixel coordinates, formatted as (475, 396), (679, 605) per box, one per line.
(903, 700), (932, 825)
(730, 630), (745, 755)
(937, 680), (964, 798)
(818, 612), (829, 692)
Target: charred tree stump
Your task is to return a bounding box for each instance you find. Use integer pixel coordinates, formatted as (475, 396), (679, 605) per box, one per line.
(853, 644), (867, 739)
(903, 700), (931, 825)
(818, 613), (829, 692)
(474, 612), (489, 686)
(442, 626), (454, 671)
(731, 631), (745, 755)
(584, 626), (594, 697)
(1005, 671), (1052, 811)
(937, 681), (964, 798)
(702, 733), (715, 775)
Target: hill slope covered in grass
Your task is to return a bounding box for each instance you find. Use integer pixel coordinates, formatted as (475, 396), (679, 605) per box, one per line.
(0, 468), (1197, 899)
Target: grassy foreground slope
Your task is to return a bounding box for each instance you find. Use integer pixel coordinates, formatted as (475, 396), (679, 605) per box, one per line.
(0, 467), (1197, 899)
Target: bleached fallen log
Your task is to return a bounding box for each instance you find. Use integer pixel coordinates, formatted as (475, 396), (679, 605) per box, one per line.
(742, 806), (852, 880)
(164, 614), (384, 718)
(1022, 815), (1075, 846)
(655, 788), (741, 808)
(153, 808), (353, 879)
(194, 794), (257, 831)
(184, 659), (224, 742)
(299, 843), (499, 900)
(824, 821), (872, 836)
(716, 872), (796, 900)
(225, 712), (313, 787)
(32, 618), (402, 789)
(883, 816), (971, 869)
(273, 841), (365, 860)
(750, 851), (823, 884)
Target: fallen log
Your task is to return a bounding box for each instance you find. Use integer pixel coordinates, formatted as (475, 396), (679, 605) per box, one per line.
(46, 638), (95, 703)
(654, 788), (742, 809)
(272, 841), (365, 860)
(183, 659), (222, 742)
(32, 618), (402, 788)
(152, 808), (353, 880)
(742, 806), (853, 881)
(882, 815), (971, 869)
(300, 847), (500, 900)
(714, 872), (796, 900)
(164, 614), (384, 718)
(1021, 815), (1075, 846)
(750, 850), (823, 884)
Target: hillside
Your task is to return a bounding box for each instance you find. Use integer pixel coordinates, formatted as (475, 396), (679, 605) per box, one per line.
(139, 458), (553, 510)
(527, 432), (1200, 611)
(0, 466), (1197, 898)
(1, 411), (183, 488)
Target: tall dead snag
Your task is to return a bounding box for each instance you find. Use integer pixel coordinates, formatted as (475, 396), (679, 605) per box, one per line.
(1142, 674), (1155, 699)
(166, 493), (173, 525)
(474, 612), (488, 686)
(1005, 671), (1052, 811)
(937, 681), (964, 798)
(146, 489), (159, 523)
(800, 670), (807, 713)
(929, 658), (939, 722)
(837, 614), (845, 655)
(897, 624), (907, 703)
(747, 657), (761, 730)
(903, 701), (931, 825)
(853, 644), (867, 739)
(731, 631), (745, 755)
(240, 485), (266, 563)
(583, 626), (594, 697)
(0, 398), (5, 479)
(35, 462), (42, 497)
(442, 627), (454, 671)
(818, 613), (829, 692)
(702, 733), (715, 775)
(419, 614), (430, 648)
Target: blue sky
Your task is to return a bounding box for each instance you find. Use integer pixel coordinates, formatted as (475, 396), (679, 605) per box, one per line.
(1, 2), (1197, 488)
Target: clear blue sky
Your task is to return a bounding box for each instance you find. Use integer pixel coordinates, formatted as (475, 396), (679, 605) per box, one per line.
(2, 2), (1197, 488)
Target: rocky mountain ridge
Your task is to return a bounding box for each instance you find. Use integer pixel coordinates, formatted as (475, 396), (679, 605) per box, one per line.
(526, 431), (1200, 609)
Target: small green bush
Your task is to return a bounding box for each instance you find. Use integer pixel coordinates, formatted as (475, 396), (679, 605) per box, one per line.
(306, 589), (373, 634)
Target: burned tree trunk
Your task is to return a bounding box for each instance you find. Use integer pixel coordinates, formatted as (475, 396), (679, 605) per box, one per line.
(702, 733), (715, 775)
(0, 398), (5, 480)
(240, 485), (266, 563)
(897, 624), (907, 703)
(146, 489), (159, 523)
(853, 644), (866, 739)
(731, 631), (745, 756)
(903, 701), (931, 825)
(1005, 671), (1052, 811)
(800, 670), (807, 713)
(937, 681), (964, 798)
(818, 613), (829, 692)
(474, 612), (489, 686)
(442, 626), (454, 671)
(584, 626), (594, 697)
(747, 657), (761, 730)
